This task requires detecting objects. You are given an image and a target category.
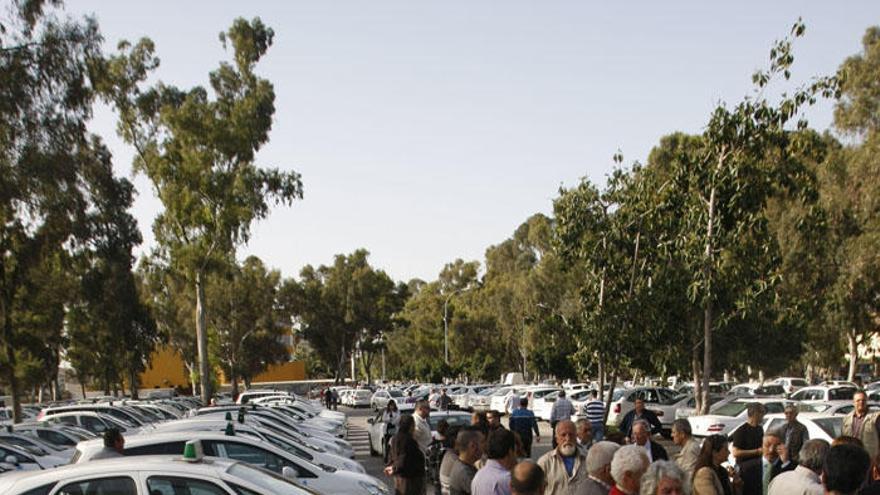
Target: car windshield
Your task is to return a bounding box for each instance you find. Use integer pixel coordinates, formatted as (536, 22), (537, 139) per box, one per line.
(491, 388), (511, 397)
(611, 389), (627, 401)
(828, 388), (856, 401)
(428, 414), (471, 429)
(389, 390), (404, 398)
(479, 388), (496, 396)
(792, 379), (809, 387)
(227, 462), (315, 495)
(713, 402), (750, 417)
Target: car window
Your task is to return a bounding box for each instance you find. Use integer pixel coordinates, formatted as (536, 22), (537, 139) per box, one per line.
(226, 463), (315, 495)
(0, 445), (34, 464)
(1, 436), (48, 456)
(837, 405), (854, 414)
(37, 429), (75, 446)
(713, 402), (749, 417)
(793, 379), (808, 387)
(125, 441), (186, 456)
(764, 418), (784, 434)
(57, 477), (137, 495)
(206, 440), (316, 478)
(20, 483), (57, 495)
(764, 403), (785, 414)
(147, 476), (228, 495)
(829, 388), (855, 401)
(813, 417), (843, 439)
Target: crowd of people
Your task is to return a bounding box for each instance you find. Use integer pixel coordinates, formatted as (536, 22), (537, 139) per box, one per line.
(380, 389), (880, 495)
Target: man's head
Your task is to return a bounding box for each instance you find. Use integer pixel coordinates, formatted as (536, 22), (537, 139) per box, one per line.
(103, 427), (124, 453)
(575, 418), (593, 445)
(746, 402), (766, 424)
(610, 444), (649, 493)
(586, 441), (620, 485)
(634, 398), (645, 414)
(510, 460), (546, 495)
(670, 419), (691, 447)
(487, 410), (502, 429)
(783, 404), (799, 423)
(823, 444), (870, 495)
(854, 390), (868, 416)
(456, 427), (484, 464)
(555, 419), (577, 456)
(591, 390), (599, 399)
(558, 390), (566, 399)
(441, 388), (447, 396)
(415, 400), (430, 419)
(632, 420), (650, 447)
(486, 428), (517, 469)
(798, 439), (830, 475)
(639, 460), (687, 495)
(762, 432), (782, 461)
(520, 397), (529, 408)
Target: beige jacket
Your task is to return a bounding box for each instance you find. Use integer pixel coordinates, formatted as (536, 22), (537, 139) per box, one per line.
(536, 449), (589, 495)
(693, 466), (724, 495)
(675, 438), (701, 478)
(843, 410), (880, 459)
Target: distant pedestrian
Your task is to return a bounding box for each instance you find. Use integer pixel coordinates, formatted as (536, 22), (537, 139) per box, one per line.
(471, 428), (518, 495)
(670, 419), (700, 480)
(510, 460), (546, 495)
(550, 390), (575, 449)
(776, 404), (808, 464)
(384, 401), (402, 463)
(438, 388), (454, 411)
(509, 397), (540, 458)
(506, 391), (521, 415)
(90, 428), (125, 460)
(576, 419), (594, 456)
(584, 390), (607, 442)
(537, 419), (589, 495)
(331, 388), (339, 410)
(386, 414), (427, 495)
(619, 399), (662, 441)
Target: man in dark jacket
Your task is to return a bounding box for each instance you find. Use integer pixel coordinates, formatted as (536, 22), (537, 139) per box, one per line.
(385, 415), (426, 495)
(775, 404), (808, 463)
(619, 398), (662, 441)
(631, 421), (668, 462)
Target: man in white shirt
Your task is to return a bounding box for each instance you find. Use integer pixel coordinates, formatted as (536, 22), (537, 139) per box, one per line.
(413, 400), (433, 453)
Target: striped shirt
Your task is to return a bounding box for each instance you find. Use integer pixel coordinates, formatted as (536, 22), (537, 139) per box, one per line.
(584, 399), (606, 423)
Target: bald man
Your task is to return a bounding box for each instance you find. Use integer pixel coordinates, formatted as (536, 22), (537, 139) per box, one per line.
(537, 419), (589, 495)
(511, 461), (546, 495)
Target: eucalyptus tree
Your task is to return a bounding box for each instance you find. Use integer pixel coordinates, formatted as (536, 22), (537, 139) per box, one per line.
(103, 18), (303, 403)
(0, 1), (125, 421)
(672, 20), (836, 411)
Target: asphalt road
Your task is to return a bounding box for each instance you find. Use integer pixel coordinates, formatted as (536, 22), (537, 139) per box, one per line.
(340, 405), (679, 488)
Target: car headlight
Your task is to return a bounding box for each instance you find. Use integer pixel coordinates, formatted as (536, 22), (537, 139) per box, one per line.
(358, 481), (390, 495)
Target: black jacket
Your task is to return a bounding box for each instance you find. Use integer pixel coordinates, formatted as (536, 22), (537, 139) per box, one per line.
(620, 408), (663, 438)
(390, 433), (425, 479)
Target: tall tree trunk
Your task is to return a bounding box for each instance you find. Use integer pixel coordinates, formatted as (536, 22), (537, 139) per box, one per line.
(692, 337), (703, 413)
(603, 369), (617, 424)
(597, 355), (605, 408)
(2, 302), (22, 423)
(196, 272), (210, 404)
(129, 368), (139, 399)
(848, 330), (858, 382)
(700, 183), (717, 415)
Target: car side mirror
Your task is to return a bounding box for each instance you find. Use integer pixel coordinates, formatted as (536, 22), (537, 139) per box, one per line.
(282, 466), (297, 479)
(367, 418), (374, 425)
(5, 455), (17, 466)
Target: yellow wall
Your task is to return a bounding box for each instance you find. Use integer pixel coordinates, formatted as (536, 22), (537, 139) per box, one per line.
(250, 361), (306, 383)
(139, 345), (306, 389)
(140, 346), (191, 389)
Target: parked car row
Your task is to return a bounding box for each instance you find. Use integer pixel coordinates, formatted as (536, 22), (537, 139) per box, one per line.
(0, 390), (391, 495)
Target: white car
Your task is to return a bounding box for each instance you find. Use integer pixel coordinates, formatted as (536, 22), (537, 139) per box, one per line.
(726, 383), (787, 398)
(73, 432), (387, 495)
(346, 390), (373, 408)
(469, 387), (498, 411)
(605, 387), (680, 429)
(770, 377), (810, 394)
(0, 453), (318, 495)
(0, 441), (68, 470)
(799, 400), (880, 416)
(450, 385), (493, 410)
(524, 386), (563, 410)
(688, 398), (793, 437)
(150, 419), (363, 472)
(790, 386), (857, 403)
(371, 389), (409, 411)
(366, 410), (472, 458)
(672, 395), (727, 420)
(39, 411), (148, 436)
(489, 386), (528, 415)
(534, 389), (592, 422)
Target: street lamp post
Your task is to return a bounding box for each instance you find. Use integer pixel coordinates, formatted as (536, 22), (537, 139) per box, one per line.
(443, 287), (472, 365)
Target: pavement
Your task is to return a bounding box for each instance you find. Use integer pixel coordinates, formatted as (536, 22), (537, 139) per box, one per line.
(339, 406), (680, 488)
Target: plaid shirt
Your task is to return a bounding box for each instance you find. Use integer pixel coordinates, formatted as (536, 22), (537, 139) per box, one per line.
(550, 398), (576, 422)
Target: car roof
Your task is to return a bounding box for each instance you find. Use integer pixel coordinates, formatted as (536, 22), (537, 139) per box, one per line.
(764, 412), (844, 419)
(0, 455), (240, 492)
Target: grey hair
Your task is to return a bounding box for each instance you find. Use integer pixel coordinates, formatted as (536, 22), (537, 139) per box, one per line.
(575, 418), (591, 429)
(586, 441), (620, 475)
(632, 419), (650, 432)
(672, 419), (691, 436)
(639, 460), (691, 495)
(799, 439), (830, 472)
(610, 445), (648, 486)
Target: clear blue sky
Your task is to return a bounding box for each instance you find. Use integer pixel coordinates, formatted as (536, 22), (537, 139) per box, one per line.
(67, 1), (880, 283)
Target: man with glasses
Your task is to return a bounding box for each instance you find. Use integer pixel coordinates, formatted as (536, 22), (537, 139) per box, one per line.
(777, 404), (808, 464)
